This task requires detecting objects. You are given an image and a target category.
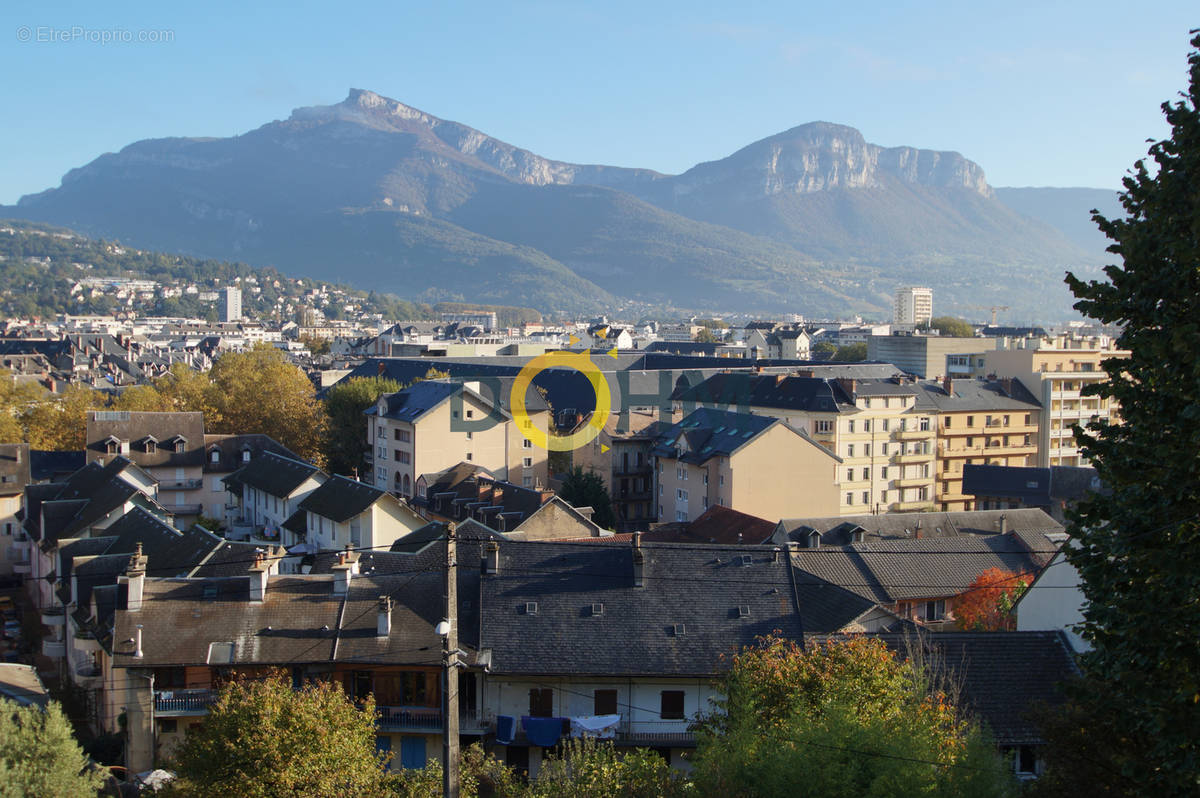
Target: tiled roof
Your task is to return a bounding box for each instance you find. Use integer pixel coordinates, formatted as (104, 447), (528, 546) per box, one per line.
(222, 452), (323, 498)
(368, 380), (472, 423)
(203, 434), (301, 475)
(643, 505), (777, 546)
(480, 540), (803, 677)
(672, 373), (849, 413)
(776, 508), (1064, 545)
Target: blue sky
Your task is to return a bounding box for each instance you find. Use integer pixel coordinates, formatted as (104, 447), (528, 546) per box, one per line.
(1, 1), (1195, 204)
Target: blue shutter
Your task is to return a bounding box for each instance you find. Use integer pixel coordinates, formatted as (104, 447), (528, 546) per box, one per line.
(400, 736), (427, 770)
(375, 735), (392, 770)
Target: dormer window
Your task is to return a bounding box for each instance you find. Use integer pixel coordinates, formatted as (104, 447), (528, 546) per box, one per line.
(104, 436), (122, 455)
(210, 449), (220, 464)
(242, 449), (252, 463)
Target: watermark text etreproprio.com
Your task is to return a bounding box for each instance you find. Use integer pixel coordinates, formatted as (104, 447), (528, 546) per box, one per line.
(16, 25), (175, 44)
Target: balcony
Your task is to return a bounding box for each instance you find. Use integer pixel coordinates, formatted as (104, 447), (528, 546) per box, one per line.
(890, 451), (932, 465)
(892, 427), (934, 441)
(155, 689), (217, 716)
(617, 719), (696, 746)
(376, 706), (442, 732)
(167, 504), (204, 516)
(74, 631), (102, 653)
(889, 499), (933, 512)
(892, 477), (930, 489)
(74, 664), (102, 689)
(41, 607), (66, 627)
(363, 451), (374, 464)
(616, 489), (653, 501)
(42, 638), (65, 658)
(613, 464), (652, 477)
(159, 478), (203, 491)
(12, 560), (31, 575)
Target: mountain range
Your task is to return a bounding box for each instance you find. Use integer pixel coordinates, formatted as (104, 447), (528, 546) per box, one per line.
(4, 89), (1119, 319)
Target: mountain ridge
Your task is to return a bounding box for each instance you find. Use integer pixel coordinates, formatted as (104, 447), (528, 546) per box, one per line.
(6, 89), (1105, 319)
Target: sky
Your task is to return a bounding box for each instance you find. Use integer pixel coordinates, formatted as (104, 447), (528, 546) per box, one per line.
(1, 1), (1196, 204)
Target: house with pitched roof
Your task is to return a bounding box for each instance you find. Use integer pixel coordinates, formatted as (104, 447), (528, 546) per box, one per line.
(651, 407), (840, 524)
(222, 452), (326, 544)
(293, 474), (425, 556)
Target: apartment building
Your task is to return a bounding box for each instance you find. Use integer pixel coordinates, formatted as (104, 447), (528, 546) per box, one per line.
(651, 407), (840, 523)
(222, 452), (326, 544)
(570, 410), (661, 532)
(911, 378), (1042, 511)
(366, 380), (549, 498)
(867, 334), (998, 379)
(0, 444), (31, 577)
(673, 373), (935, 516)
(893, 286), (933, 330)
(977, 336), (1126, 467)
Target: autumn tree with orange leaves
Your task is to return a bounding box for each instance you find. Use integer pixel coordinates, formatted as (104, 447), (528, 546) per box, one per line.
(954, 568), (1029, 631)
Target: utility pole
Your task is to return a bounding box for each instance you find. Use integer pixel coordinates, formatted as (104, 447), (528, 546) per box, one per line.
(442, 522), (460, 798)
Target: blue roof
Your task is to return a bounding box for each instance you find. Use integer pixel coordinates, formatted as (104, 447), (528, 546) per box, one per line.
(369, 380), (463, 422)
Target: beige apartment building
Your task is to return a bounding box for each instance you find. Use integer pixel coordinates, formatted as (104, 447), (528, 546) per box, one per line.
(976, 336), (1125, 467)
(570, 410), (661, 531)
(650, 407), (840, 523)
(673, 374), (936, 516)
(911, 378), (1042, 511)
(365, 380), (549, 499)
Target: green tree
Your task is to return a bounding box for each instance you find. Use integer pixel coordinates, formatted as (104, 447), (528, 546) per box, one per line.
(694, 327), (720, 344)
(558, 466), (616, 529)
(0, 699), (109, 798)
(207, 344), (328, 466)
(1046, 31), (1200, 796)
(20, 384), (105, 451)
(528, 738), (688, 798)
(323, 376), (402, 476)
(811, 340), (838, 359)
(170, 674), (387, 798)
(928, 316), (975, 338)
(389, 743), (522, 798)
(691, 635), (1014, 798)
(833, 342), (868, 362)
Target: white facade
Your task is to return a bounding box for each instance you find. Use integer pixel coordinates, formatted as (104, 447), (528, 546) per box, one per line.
(220, 287), (242, 322)
(1016, 549), (1089, 653)
(893, 286), (933, 330)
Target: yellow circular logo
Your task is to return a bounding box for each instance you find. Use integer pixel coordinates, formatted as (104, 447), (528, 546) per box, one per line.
(510, 350), (612, 451)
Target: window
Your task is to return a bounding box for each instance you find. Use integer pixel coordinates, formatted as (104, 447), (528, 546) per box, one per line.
(660, 690), (685, 720)
(466, 431), (473, 440)
(529, 688), (554, 718)
(863, 398), (872, 408)
(466, 453), (473, 462)
(816, 419), (833, 434)
(861, 468), (869, 480)
(863, 443), (871, 457)
(919, 417), (930, 431)
(944, 417), (952, 428)
(210, 449), (220, 463)
(846, 444), (854, 457)
(862, 419), (871, 432)
(846, 468), (854, 482)
(966, 437), (974, 447)
(594, 689), (618, 716)
(160, 718), (178, 734)
(719, 475), (725, 486)
(848, 420), (855, 433)
(882, 419), (890, 432)
(702, 495), (709, 509)
(923, 599), (946, 621)
(242, 449), (251, 462)
(702, 472), (708, 485)
(466, 409), (474, 419)
(677, 489), (688, 501)
(675, 510), (688, 522)
(523, 457), (533, 468)
(861, 491), (869, 505)
(523, 438), (532, 449)
(966, 415), (974, 427)
(880, 442), (888, 455)
(1015, 745), (1038, 776)
(211, 478), (222, 493)
(658, 483), (663, 496)
(1025, 413), (1032, 425)
(377, 425), (385, 438)
(846, 492), (854, 505)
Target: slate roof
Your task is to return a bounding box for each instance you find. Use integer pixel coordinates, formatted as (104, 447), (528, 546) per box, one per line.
(789, 529), (1061, 604)
(28, 450), (85, 482)
(298, 475), (389, 523)
(203, 434), (301, 475)
(110, 569), (478, 669)
(649, 407), (785, 465)
(790, 569), (906, 635)
(28, 457), (166, 546)
(671, 373), (850, 413)
(867, 631), (1080, 745)
(480, 540), (803, 677)
(643, 505), (777, 546)
(962, 464), (1105, 508)
(910, 378), (1041, 413)
(387, 519), (504, 556)
(85, 411), (206, 468)
(222, 451), (323, 498)
(776, 508), (1065, 546)
(367, 380), (508, 424)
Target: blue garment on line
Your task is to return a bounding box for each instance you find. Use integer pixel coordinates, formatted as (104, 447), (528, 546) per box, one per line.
(521, 716), (563, 748)
(495, 715), (516, 745)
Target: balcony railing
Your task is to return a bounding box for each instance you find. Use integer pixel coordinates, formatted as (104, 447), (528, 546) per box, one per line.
(159, 479), (203, 491)
(892, 427), (934, 441)
(617, 719), (696, 745)
(376, 706), (442, 731)
(167, 504), (204, 516)
(155, 689), (218, 715)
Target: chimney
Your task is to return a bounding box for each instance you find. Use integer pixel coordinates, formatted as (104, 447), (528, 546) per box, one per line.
(484, 540), (500, 575)
(376, 595), (392, 637)
(332, 544), (360, 595)
(999, 514), (1008, 535)
(134, 623), (144, 659)
(942, 375), (953, 396)
(123, 542), (147, 612)
(915, 518), (923, 539)
(835, 377), (857, 400)
(249, 553), (268, 602)
(632, 532), (644, 587)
